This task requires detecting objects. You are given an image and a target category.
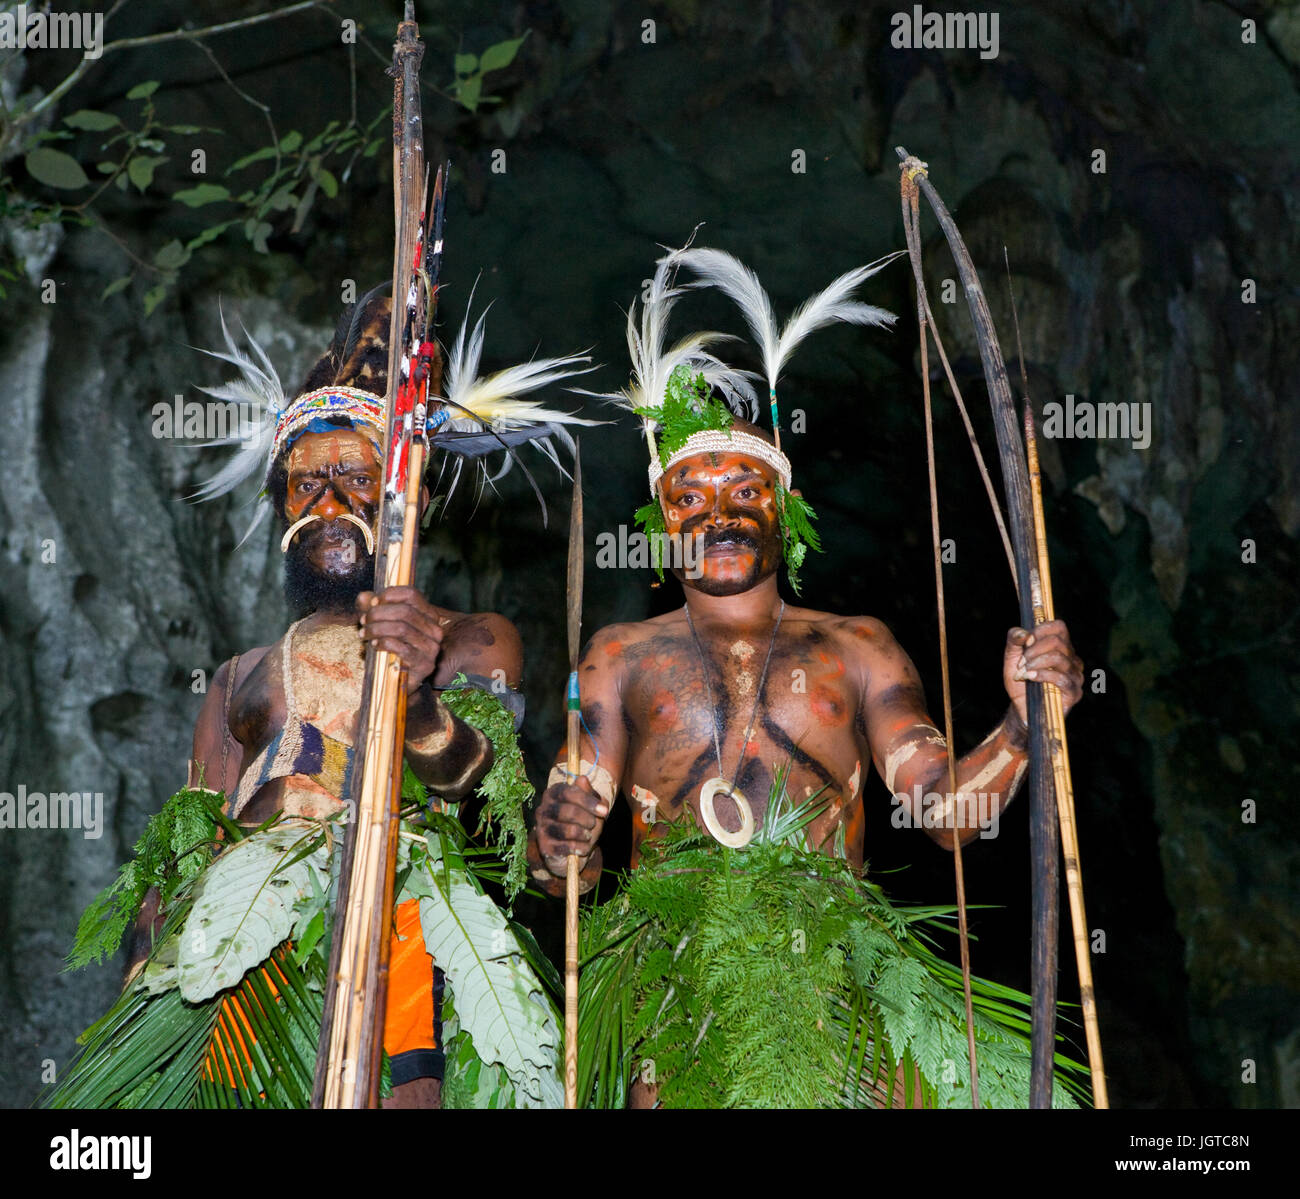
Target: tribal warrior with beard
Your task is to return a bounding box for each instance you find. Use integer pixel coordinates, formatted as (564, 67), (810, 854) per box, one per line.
(528, 248), (1085, 1107)
(125, 292), (589, 1107)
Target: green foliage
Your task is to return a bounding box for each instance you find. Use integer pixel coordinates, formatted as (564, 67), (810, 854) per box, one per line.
(633, 366), (735, 468)
(448, 32), (530, 113)
(46, 817), (335, 1109)
(67, 787), (224, 971)
(575, 782), (1089, 1109)
(776, 481), (822, 595)
(175, 823), (329, 1001)
(633, 496), (668, 580)
(399, 825), (563, 1108)
(1, 11), (385, 316)
(439, 989), (517, 1108)
(440, 677), (532, 902)
(51, 804), (565, 1109)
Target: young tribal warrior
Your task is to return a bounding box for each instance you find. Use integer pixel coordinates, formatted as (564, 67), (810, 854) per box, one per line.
(124, 293), (594, 1108)
(528, 248), (1085, 1107)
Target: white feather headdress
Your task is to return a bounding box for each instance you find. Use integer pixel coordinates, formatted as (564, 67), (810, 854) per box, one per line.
(191, 296), (598, 542)
(669, 246), (904, 451)
(573, 248), (758, 468)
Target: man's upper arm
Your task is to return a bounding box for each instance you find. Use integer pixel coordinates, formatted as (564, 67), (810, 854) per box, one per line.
(856, 619), (946, 799)
(477, 612), (524, 689)
(565, 624), (631, 793)
(190, 657), (239, 796)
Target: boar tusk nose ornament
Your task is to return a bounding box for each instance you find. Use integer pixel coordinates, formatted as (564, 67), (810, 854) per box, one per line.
(281, 514), (321, 552)
(279, 513), (376, 556)
(336, 513), (376, 555)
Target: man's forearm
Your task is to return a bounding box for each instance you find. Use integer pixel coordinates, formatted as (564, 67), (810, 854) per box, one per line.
(911, 707), (1029, 847)
(403, 685), (493, 798)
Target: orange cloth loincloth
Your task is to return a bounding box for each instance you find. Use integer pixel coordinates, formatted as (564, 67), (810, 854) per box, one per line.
(203, 897), (436, 1093)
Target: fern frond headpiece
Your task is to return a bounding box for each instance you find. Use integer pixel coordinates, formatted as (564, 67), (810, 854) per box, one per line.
(599, 243), (898, 592)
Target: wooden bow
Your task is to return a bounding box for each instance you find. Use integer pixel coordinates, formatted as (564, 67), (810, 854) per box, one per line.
(896, 146), (1097, 1108)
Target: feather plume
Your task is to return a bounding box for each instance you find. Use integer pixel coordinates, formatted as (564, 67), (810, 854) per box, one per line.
(432, 297), (601, 506)
(670, 247), (904, 394)
(573, 251), (759, 460)
(187, 307), (286, 506)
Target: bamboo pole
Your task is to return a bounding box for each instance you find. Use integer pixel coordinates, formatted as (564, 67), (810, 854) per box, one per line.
(314, 4), (427, 1108)
(1023, 405), (1109, 1109)
(564, 451), (584, 1110)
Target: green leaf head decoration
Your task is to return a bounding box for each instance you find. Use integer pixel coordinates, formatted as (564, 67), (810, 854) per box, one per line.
(632, 367), (822, 592)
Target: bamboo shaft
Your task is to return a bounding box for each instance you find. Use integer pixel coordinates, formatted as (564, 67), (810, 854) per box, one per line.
(901, 178), (980, 1107)
(1024, 408), (1109, 1109)
(564, 711), (581, 1109)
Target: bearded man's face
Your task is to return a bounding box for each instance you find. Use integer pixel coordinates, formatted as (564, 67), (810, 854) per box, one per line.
(658, 450), (784, 596)
(279, 428), (381, 615)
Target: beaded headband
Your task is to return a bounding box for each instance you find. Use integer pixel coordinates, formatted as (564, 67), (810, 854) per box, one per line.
(271, 386), (385, 467)
(649, 428), (793, 492)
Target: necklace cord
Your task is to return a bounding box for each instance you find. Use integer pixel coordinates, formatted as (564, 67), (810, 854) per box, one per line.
(683, 599), (785, 796)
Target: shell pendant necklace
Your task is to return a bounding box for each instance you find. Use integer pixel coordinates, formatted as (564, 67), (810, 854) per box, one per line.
(683, 599), (785, 848)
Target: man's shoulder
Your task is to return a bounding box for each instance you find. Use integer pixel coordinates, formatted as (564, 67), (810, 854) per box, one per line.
(582, 612), (683, 662)
(788, 606), (898, 645)
(214, 643), (274, 688)
(432, 607), (523, 684)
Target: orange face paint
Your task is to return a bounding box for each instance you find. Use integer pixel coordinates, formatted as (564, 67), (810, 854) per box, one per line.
(285, 430), (381, 524)
(658, 451), (783, 594)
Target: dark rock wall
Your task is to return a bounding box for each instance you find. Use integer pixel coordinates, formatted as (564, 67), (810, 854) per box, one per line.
(1, 0), (1296, 1107)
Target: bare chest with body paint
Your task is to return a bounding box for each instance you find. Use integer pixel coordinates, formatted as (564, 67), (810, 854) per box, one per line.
(611, 617), (875, 868)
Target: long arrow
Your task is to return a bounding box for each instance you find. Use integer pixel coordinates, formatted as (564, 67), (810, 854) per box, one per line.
(564, 444), (584, 1109)
(313, 3), (439, 1108)
(896, 146), (1059, 1107)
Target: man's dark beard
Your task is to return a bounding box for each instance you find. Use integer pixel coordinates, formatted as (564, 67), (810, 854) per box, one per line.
(282, 522), (375, 616)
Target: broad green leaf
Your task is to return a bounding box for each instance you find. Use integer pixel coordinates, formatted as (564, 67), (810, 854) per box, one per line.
(454, 52), (478, 75)
(25, 148), (89, 189)
(457, 75), (482, 112)
(100, 275), (132, 301)
(416, 855), (562, 1108)
(312, 165), (338, 198)
(126, 80), (160, 101)
(143, 284), (168, 315)
(153, 239), (190, 271)
(186, 220), (234, 251)
(479, 34), (528, 74)
(64, 109), (120, 131)
(227, 144), (276, 173)
(266, 186), (297, 212)
(176, 824), (328, 1002)
(96, 161), (116, 174)
(127, 155), (167, 193)
(173, 183), (230, 208)
(278, 130), (302, 153)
